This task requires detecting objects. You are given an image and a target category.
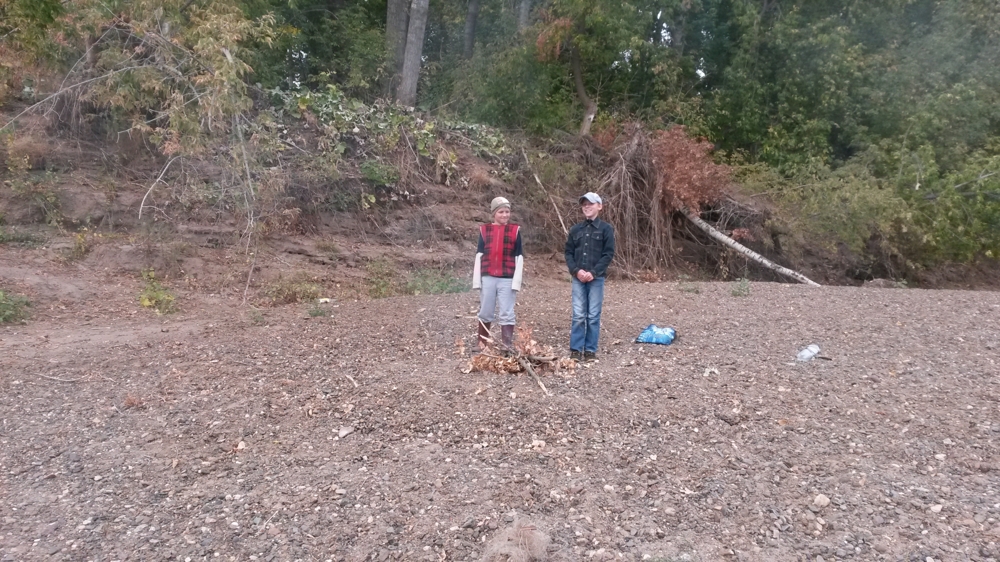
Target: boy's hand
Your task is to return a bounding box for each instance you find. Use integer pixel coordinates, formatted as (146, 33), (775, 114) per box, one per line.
(576, 270), (594, 283)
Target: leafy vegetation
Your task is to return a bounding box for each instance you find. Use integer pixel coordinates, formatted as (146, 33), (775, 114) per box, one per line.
(365, 258), (399, 299)
(0, 227), (42, 246)
(139, 269), (176, 314)
(405, 268), (469, 296)
(731, 277), (751, 298)
(1, 0), (998, 273)
(0, 288), (30, 323)
(262, 275), (321, 305)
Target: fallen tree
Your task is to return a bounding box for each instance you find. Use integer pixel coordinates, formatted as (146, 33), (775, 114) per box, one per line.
(597, 124), (819, 285)
(681, 208), (820, 286)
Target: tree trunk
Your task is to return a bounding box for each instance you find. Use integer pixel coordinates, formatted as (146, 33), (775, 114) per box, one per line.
(570, 45), (597, 136)
(396, 0), (429, 106)
(517, 0), (532, 32)
(385, 0), (410, 97)
(681, 208), (821, 286)
(463, 0), (481, 59)
(672, 12), (685, 54)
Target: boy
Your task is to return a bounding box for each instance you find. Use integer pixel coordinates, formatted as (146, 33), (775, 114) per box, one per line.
(564, 192), (615, 361)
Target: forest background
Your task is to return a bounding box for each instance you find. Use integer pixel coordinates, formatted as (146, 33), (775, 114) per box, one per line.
(1, 0), (999, 286)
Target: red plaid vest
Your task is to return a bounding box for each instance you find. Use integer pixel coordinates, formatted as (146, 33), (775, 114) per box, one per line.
(480, 224), (519, 278)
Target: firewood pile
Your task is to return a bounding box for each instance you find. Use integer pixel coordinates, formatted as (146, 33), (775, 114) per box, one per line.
(461, 326), (576, 378)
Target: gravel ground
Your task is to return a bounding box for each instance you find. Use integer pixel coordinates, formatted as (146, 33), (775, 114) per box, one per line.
(2, 251), (1000, 562)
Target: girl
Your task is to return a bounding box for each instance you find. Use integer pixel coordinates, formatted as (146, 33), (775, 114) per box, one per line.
(472, 197), (524, 351)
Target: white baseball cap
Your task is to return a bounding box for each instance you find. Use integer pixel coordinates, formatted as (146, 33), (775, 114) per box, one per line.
(579, 192), (602, 204)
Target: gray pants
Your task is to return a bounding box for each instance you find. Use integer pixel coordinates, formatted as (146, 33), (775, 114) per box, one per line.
(478, 276), (516, 326)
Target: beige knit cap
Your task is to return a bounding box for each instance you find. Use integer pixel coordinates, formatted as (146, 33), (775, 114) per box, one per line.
(490, 196), (511, 214)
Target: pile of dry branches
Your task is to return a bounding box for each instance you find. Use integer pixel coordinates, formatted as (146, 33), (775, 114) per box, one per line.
(461, 326), (575, 394)
(596, 124), (770, 275)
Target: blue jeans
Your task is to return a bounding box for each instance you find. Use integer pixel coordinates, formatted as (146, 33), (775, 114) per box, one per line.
(570, 277), (605, 353)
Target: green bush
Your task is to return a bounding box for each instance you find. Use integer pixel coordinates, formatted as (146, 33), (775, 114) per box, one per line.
(899, 151), (1000, 262)
(0, 289), (31, 323)
(735, 161), (913, 258)
(263, 275), (321, 305)
(731, 277), (751, 297)
(405, 269), (469, 295)
(365, 258), (398, 299)
(0, 228), (43, 246)
(139, 269), (176, 314)
(360, 159), (400, 186)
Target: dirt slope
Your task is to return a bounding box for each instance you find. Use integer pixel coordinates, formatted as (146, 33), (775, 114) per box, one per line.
(2, 247), (1000, 562)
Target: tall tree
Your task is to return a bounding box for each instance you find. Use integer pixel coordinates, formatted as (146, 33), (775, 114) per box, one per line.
(535, 0), (668, 136)
(397, 0), (429, 106)
(386, 0), (410, 96)
(518, 0), (532, 32)
(463, 0), (482, 59)
(569, 45), (597, 135)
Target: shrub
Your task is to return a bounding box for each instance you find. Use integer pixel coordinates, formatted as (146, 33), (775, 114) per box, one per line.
(262, 275), (321, 305)
(139, 269), (176, 314)
(0, 289), (31, 323)
(0, 228), (43, 246)
(405, 268), (469, 295)
(365, 258), (398, 298)
(360, 159), (400, 186)
(731, 277), (751, 297)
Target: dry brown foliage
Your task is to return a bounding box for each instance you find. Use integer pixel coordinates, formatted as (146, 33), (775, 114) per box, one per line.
(123, 394), (145, 409)
(598, 123), (732, 273)
(462, 326), (576, 375)
(535, 16), (573, 62)
(482, 518), (550, 561)
(650, 126), (730, 212)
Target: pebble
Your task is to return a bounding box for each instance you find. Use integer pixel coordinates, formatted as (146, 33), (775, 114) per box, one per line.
(813, 494), (830, 508)
(338, 426), (355, 438)
(930, 504), (943, 513)
(934, 454), (945, 461)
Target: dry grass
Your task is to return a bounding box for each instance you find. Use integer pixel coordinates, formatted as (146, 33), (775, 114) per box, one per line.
(123, 394), (145, 409)
(482, 518), (550, 562)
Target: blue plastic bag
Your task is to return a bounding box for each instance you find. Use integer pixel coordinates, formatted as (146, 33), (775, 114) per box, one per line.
(635, 324), (676, 345)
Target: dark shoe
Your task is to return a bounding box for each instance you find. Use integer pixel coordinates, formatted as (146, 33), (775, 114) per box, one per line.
(501, 325), (515, 350)
(569, 350), (583, 361)
(584, 351), (598, 361)
(477, 320), (492, 349)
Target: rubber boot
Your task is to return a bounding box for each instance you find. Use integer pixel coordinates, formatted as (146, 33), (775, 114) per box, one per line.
(501, 325), (515, 354)
(477, 320), (492, 349)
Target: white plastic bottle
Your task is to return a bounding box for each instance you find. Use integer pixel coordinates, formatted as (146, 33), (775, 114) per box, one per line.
(796, 344), (820, 362)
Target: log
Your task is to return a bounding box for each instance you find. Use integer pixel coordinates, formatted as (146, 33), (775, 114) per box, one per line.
(681, 207), (820, 287)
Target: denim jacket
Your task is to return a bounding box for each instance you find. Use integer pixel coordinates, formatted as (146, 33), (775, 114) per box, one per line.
(565, 218), (616, 279)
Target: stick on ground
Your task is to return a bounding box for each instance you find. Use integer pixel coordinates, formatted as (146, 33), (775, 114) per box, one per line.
(516, 356), (551, 396)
